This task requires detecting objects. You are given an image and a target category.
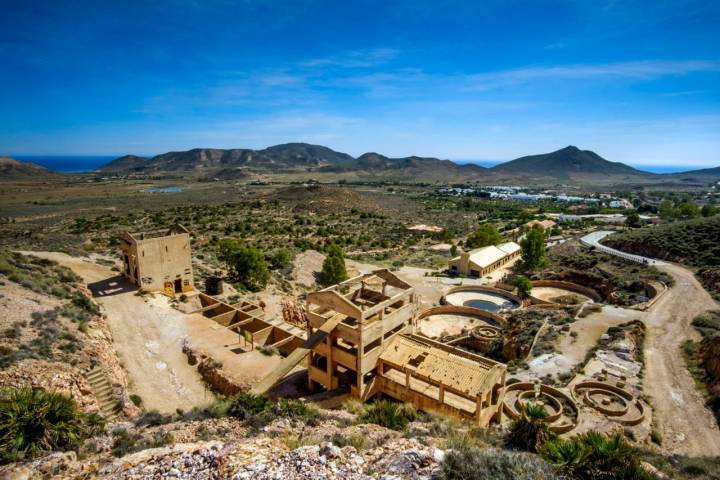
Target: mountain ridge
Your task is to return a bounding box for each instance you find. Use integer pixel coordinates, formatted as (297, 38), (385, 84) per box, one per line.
(5, 145), (718, 184)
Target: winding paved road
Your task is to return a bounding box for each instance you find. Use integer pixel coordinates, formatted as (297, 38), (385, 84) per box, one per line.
(580, 230), (666, 266)
(580, 231), (720, 456)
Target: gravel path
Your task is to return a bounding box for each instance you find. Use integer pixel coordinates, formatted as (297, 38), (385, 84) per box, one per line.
(644, 263), (720, 456)
(21, 251), (210, 413)
(574, 233), (720, 455)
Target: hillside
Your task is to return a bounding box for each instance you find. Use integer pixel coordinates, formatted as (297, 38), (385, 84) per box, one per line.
(603, 215), (720, 298)
(98, 155), (147, 172)
(667, 165), (720, 183)
(99, 144), (488, 181)
(98, 143), (355, 174)
(0, 156), (56, 181)
(97, 143), (718, 185)
(490, 146), (652, 181)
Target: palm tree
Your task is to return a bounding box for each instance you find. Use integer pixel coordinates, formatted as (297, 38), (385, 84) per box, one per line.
(538, 436), (590, 477)
(505, 402), (554, 452)
(0, 387), (87, 462)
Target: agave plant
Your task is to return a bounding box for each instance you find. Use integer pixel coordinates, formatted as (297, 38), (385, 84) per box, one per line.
(505, 402), (554, 452)
(0, 387), (86, 463)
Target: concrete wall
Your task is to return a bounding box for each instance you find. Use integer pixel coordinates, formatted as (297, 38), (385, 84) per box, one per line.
(444, 285), (522, 306)
(121, 231), (193, 294)
(531, 280), (603, 302)
(417, 305), (506, 327)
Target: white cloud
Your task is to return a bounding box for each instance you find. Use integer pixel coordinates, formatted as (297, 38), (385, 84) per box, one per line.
(299, 48), (400, 69)
(463, 60), (720, 90)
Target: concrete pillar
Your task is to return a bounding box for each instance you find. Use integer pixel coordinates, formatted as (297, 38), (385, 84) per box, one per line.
(326, 335), (334, 389)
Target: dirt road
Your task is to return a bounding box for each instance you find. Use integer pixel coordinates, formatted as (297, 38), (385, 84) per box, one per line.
(22, 252), (210, 413)
(645, 263), (720, 456)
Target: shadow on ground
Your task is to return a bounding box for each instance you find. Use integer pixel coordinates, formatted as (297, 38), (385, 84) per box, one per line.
(88, 275), (136, 297)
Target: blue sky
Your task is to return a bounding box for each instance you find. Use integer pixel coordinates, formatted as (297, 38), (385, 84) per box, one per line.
(1, 0), (719, 167)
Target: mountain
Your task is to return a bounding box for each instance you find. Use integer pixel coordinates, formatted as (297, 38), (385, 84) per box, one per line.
(258, 143), (355, 168)
(490, 146), (650, 180)
(98, 143), (357, 174)
(0, 156), (56, 181)
(668, 165), (720, 181)
(99, 143), (718, 185)
(98, 143), (487, 180)
(97, 155), (147, 172)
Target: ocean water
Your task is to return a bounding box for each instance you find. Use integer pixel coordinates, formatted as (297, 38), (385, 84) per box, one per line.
(13, 156), (119, 173)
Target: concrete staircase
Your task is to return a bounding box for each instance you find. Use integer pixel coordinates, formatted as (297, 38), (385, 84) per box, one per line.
(85, 366), (120, 420)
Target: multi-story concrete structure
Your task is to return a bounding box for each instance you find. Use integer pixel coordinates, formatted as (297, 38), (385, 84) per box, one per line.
(119, 224), (194, 295)
(377, 334), (506, 426)
(305, 269), (418, 399)
(254, 268), (507, 427)
(448, 241), (521, 277)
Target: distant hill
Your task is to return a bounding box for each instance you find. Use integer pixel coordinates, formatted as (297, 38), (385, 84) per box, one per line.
(258, 143), (355, 168)
(98, 143), (359, 174)
(667, 165), (720, 182)
(97, 155), (147, 172)
(98, 143), (717, 185)
(98, 143), (487, 181)
(0, 156), (56, 181)
(490, 146), (651, 181)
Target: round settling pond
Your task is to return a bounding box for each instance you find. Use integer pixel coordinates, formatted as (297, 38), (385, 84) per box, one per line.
(445, 291), (519, 313)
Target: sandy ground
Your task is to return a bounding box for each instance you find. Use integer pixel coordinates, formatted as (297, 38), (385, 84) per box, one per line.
(557, 305), (638, 367)
(532, 286), (591, 304)
(184, 313), (283, 387)
(642, 263), (720, 456)
(417, 313), (492, 338)
(20, 252), (210, 414)
(292, 250), (325, 288)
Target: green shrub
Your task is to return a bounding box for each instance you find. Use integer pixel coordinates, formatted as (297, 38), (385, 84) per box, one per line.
(111, 427), (174, 457)
(357, 400), (416, 431)
(224, 393), (317, 428)
(274, 398), (319, 422)
(331, 432), (374, 451)
(692, 311), (720, 338)
(539, 432), (653, 480)
(135, 410), (173, 427)
(0, 387), (88, 463)
(438, 446), (558, 480)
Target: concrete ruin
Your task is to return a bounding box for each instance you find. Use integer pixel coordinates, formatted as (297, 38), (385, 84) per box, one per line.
(377, 334), (506, 426)
(305, 269), (419, 400)
(120, 225), (193, 295)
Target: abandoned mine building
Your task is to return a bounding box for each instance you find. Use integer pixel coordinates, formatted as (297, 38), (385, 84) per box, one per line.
(448, 241), (521, 277)
(302, 269), (507, 426)
(305, 269), (418, 400)
(120, 224), (194, 295)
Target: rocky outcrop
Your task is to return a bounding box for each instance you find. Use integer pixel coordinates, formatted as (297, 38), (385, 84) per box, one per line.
(602, 239), (678, 262)
(0, 412), (444, 479)
(700, 336), (720, 424)
(698, 267), (720, 300)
